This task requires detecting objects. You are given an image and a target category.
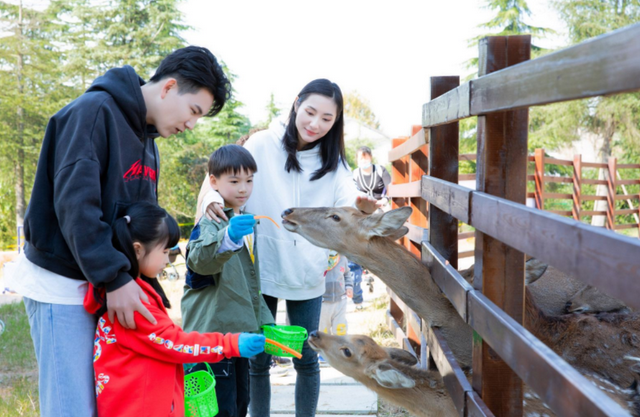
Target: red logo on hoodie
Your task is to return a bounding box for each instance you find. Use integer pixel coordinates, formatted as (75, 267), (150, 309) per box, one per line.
(123, 160), (157, 183)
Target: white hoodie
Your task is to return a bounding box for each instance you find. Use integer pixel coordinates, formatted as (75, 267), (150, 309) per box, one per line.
(202, 119), (362, 300)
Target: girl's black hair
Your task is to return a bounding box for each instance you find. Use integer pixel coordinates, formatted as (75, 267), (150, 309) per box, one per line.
(94, 201), (180, 316)
(282, 79), (347, 181)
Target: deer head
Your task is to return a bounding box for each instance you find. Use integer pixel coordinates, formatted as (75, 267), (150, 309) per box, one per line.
(281, 206), (412, 254)
(565, 285), (630, 314)
(308, 330), (419, 389)
(307, 330), (456, 416)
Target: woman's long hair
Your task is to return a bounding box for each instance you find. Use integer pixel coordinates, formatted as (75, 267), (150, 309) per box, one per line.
(282, 79), (347, 181)
(94, 201), (180, 316)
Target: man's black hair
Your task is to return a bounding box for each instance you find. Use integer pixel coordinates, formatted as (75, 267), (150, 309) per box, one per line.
(208, 144), (258, 177)
(150, 46), (231, 117)
(357, 146), (373, 157)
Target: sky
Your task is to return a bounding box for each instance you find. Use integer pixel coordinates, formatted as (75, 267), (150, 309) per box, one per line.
(179, 0), (566, 138)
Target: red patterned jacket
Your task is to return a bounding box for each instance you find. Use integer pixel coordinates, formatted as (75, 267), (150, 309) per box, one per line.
(84, 278), (240, 416)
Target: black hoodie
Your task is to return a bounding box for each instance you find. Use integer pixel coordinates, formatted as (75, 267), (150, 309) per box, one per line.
(24, 65), (160, 292)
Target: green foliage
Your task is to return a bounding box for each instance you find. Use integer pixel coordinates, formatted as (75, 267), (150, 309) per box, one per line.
(0, 0), (250, 247)
(264, 93), (281, 127)
(0, 302), (39, 415)
(466, 0), (555, 78)
(0, 1), (74, 247)
(537, 0), (640, 162)
(344, 91), (380, 130)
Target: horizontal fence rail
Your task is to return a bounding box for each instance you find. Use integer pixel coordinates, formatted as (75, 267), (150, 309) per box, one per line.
(422, 23), (640, 128)
(422, 176), (640, 311)
(421, 240), (629, 417)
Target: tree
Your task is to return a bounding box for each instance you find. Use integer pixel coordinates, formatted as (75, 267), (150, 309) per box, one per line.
(88, 0), (187, 78)
(466, 0), (554, 78)
(265, 92), (281, 126)
(546, 0), (640, 225)
(344, 91), (380, 131)
(0, 0), (193, 248)
(461, 0), (555, 179)
(0, 0), (71, 246)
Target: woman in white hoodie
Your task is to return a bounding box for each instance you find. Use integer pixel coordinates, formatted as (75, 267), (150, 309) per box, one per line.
(196, 79), (378, 416)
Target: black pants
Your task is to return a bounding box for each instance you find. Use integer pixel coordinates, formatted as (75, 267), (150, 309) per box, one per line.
(190, 357), (250, 417)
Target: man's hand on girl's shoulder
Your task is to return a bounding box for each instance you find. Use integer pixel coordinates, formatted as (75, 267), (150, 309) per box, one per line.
(107, 280), (156, 329)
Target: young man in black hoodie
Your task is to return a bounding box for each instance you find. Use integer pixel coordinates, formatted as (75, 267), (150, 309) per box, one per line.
(10, 46), (231, 417)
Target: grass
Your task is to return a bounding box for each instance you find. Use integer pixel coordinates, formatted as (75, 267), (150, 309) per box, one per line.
(0, 301), (39, 416)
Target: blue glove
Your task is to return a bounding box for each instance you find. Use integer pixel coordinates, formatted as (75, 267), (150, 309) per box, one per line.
(227, 214), (256, 243)
(238, 333), (266, 358)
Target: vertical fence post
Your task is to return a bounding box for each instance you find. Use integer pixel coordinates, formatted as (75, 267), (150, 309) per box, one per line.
(427, 77), (460, 270)
(607, 157), (617, 230)
(534, 149), (545, 210)
(472, 35), (530, 417)
(410, 125), (428, 258)
(573, 154), (582, 221)
(391, 137), (409, 247)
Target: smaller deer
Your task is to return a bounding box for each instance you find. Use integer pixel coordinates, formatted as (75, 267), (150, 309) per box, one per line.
(307, 331), (458, 417)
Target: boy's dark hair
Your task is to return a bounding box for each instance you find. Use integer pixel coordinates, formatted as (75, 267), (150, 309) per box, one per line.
(357, 146), (372, 157)
(208, 144), (258, 177)
(283, 78), (346, 181)
(149, 46), (232, 117)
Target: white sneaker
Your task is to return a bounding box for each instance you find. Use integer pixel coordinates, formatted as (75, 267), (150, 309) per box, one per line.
(269, 361), (289, 377)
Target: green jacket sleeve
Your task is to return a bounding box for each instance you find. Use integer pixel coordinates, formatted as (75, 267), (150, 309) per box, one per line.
(186, 220), (240, 276)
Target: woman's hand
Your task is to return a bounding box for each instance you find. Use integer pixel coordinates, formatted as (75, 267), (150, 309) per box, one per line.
(355, 195), (378, 214)
(205, 202), (229, 223)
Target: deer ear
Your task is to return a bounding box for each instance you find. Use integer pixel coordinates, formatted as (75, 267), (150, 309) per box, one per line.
(525, 258), (548, 285)
(385, 347), (418, 366)
(365, 361), (416, 389)
(364, 206), (413, 239)
(459, 266), (474, 284)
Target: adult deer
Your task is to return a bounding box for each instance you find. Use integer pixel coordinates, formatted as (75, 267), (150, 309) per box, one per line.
(282, 206), (640, 388)
(283, 206), (473, 369)
(459, 260), (631, 316)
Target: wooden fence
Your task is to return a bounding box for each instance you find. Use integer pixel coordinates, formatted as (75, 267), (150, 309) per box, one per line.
(410, 148), (640, 249)
(383, 24), (640, 417)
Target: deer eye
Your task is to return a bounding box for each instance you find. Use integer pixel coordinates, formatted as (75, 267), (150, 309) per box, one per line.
(342, 348), (352, 357)
(331, 215), (341, 222)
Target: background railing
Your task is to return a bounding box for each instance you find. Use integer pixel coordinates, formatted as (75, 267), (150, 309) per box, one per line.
(382, 25), (640, 417)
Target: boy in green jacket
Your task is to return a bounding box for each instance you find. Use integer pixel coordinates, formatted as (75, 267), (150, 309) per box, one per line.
(181, 144), (274, 417)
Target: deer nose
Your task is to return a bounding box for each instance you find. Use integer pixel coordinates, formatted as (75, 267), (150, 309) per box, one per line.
(564, 301), (572, 312)
(309, 330), (319, 339)
(282, 208), (294, 218)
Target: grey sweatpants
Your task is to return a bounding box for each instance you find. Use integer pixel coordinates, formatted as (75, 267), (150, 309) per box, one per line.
(318, 298), (348, 335)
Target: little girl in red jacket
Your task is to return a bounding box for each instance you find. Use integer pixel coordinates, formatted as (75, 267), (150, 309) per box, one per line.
(84, 201), (265, 417)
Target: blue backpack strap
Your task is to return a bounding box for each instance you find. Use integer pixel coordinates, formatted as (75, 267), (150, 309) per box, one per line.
(185, 222), (215, 290)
